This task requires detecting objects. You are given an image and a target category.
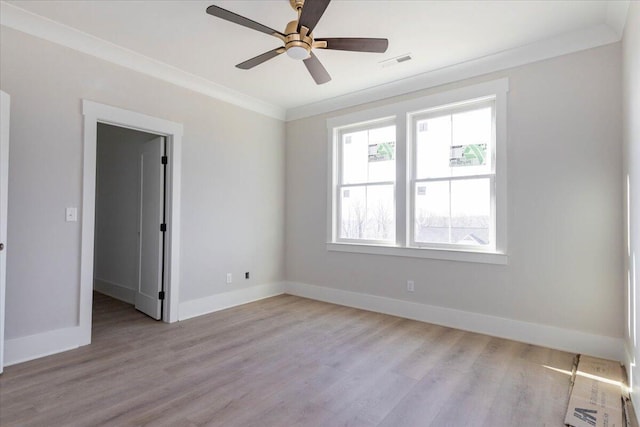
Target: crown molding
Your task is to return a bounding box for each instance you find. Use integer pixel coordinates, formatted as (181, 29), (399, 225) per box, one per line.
(606, 0), (631, 39)
(0, 1), (286, 121)
(286, 23), (621, 121)
(0, 1), (627, 124)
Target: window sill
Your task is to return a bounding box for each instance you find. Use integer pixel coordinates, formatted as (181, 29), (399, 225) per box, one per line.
(326, 242), (508, 265)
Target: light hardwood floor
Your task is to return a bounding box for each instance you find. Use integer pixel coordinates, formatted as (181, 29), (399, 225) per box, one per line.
(1, 292), (579, 426)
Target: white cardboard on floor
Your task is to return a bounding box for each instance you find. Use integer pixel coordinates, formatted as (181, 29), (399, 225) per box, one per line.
(565, 355), (624, 427)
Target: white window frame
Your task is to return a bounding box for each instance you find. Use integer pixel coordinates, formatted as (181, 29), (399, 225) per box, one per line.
(409, 98), (497, 252)
(327, 79), (508, 265)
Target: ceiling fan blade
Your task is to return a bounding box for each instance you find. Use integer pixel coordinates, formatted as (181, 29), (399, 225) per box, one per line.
(297, 0), (331, 34)
(236, 48), (285, 70)
(303, 51), (331, 85)
(316, 38), (389, 53)
(206, 5), (285, 38)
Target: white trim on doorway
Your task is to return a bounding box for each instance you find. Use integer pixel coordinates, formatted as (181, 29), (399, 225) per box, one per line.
(0, 90), (11, 372)
(80, 100), (183, 345)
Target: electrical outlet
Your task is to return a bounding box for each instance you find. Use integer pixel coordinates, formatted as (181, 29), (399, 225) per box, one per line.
(245, 272), (250, 279)
(226, 273), (232, 284)
(407, 280), (415, 292)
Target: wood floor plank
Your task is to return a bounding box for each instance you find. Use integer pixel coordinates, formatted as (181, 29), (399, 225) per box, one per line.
(378, 332), (495, 427)
(0, 292), (580, 426)
(427, 338), (526, 426)
(480, 357), (572, 426)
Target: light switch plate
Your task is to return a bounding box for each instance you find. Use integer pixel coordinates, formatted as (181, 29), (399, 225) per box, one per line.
(66, 207), (78, 222)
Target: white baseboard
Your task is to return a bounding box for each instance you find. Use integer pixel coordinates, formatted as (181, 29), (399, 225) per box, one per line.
(4, 326), (83, 366)
(285, 281), (624, 362)
(178, 282), (286, 321)
(4, 280), (623, 368)
(3, 282), (285, 367)
(94, 278), (135, 304)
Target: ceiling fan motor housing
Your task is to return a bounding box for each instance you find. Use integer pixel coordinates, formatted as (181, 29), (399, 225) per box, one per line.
(284, 20), (313, 59)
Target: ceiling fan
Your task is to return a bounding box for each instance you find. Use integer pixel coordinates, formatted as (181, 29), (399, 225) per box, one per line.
(206, 0), (389, 85)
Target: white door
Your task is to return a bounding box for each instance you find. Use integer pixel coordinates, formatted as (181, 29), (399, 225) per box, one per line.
(135, 137), (164, 320)
(0, 91), (10, 372)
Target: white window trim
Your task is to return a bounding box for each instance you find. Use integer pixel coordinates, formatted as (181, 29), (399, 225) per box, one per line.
(327, 78), (508, 264)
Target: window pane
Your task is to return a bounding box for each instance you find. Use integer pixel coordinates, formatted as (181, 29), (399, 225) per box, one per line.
(342, 130), (368, 184)
(415, 115), (451, 179)
(414, 181), (450, 244)
(342, 125), (395, 185)
(451, 179), (491, 245)
(416, 105), (492, 179)
(414, 178), (491, 246)
(340, 185), (395, 241)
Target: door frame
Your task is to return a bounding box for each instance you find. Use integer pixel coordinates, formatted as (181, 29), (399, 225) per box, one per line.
(80, 100), (182, 344)
(0, 90), (10, 372)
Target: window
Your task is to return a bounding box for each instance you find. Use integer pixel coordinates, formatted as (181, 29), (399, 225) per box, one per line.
(411, 100), (495, 250)
(327, 79), (508, 264)
(337, 119), (396, 243)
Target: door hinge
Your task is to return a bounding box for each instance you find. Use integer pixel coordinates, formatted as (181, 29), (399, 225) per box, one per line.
(158, 291), (165, 300)
(161, 155), (168, 165)
(160, 223), (167, 232)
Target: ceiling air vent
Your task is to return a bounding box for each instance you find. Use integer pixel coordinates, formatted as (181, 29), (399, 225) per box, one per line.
(379, 53), (412, 68)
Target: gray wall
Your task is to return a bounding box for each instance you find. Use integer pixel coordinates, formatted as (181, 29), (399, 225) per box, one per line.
(285, 43), (623, 339)
(94, 124), (157, 301)
(0, 27), (285, 339)
(622, 0), (640, 411)
(0, 18), (626, 359)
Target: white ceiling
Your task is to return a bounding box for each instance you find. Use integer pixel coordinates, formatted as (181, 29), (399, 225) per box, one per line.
(1, 0), (629, 118)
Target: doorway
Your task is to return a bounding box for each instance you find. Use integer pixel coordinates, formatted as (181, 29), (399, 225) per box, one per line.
(94, 124), (166, 320)
(80, 101), (182, 346)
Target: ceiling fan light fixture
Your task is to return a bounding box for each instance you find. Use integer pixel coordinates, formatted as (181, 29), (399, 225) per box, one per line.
(286, 45), (310, 60)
